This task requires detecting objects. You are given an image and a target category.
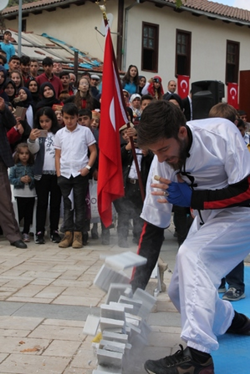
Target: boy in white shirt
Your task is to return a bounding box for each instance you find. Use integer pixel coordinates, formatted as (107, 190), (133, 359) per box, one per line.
(54, 103), (97, 248)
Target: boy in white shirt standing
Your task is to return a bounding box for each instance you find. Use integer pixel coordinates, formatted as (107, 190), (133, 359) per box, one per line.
(54, 103), (97, 248)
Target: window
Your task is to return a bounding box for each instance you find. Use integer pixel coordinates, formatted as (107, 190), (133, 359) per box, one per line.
(175, 30), (191, 77)
(22, 19), (27, 32)
(226, 40), (239, 84)
(141, 22), (159, 72)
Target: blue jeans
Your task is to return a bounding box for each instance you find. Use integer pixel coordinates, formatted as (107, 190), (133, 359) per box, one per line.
(58, 175), (89, 232)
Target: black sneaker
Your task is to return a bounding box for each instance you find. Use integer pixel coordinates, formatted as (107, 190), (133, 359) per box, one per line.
(50, 231), (61, 243)
(144, 345), (214, 374)
(35, 232), (45, 244)
(222, 287), (245, 301)
(226, 313), (250, 335)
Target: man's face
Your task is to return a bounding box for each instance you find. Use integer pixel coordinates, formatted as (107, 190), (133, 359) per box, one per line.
(240, 114), (247, 122)
(0, 71), (5, 85)
(43, 64), (53, 76)
(60, 74), (70, 88)
(168, 81), (177, 93)
(78, 115), (91, 128)
(147, 127), (188, 170)
(21, 63), (30, 75)
(30, 62), (39, 75)
(53, 62), (62, 74)
(9, 59), (20, 72)
(141, 99), (152, 112)
(90, 78), (99, 87)
(69, 73), (76, 84)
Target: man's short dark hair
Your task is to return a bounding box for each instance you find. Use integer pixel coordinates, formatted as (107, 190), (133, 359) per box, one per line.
(62, 103), (78, 116)
(20, 55), (31, 66)
(30, 58), (38, 63)
(42, 57), (53, 66)
(137, 100), (186, 148)
(78, 108), (92, 119)
(4, 31), (11, 36)
(59, 71), (70, 79)
(9, 55), (20, 62)
(141, 94), (153, 102)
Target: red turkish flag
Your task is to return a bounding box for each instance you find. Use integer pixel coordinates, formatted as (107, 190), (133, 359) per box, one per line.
(97, 24), (128, 227)
(177, 75), (190, 99)
(227, 83), (238, 109)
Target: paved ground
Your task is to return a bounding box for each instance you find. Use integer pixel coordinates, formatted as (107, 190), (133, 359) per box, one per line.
(0, 223), (249, 374)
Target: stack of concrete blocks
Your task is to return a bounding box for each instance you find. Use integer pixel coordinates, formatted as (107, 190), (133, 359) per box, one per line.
(89, 252), (157, 373)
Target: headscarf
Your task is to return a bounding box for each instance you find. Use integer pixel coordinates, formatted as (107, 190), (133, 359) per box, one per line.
(4, 78), (16, 103)
(26, 78), (40, 104)
(36, 82), (61, 112)
(17, 87), (34, 108)
(147, 75), (164, 99)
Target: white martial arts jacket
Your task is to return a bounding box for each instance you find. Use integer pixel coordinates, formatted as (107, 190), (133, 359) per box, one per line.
(141, 117), (250, 228)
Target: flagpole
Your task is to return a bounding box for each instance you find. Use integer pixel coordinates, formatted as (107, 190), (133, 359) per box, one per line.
(97, 1), (145, 202)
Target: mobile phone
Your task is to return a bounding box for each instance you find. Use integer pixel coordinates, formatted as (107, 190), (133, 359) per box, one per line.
(15, 106), (27, 121)
(39, 130), (48, 138)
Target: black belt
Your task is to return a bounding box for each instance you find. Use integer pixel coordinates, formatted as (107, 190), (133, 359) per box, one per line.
(128, 178), (138, 184)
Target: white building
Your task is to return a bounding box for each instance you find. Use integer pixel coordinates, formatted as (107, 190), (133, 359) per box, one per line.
(2, 0), (250, 93)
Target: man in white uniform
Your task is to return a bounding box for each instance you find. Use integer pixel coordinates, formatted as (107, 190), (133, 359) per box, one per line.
(134, 101), (250, 374)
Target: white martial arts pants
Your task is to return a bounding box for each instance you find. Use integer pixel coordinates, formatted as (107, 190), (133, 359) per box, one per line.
(168, 207), (250, 353)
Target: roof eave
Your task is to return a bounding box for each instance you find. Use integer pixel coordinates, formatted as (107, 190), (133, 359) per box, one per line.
(2, 0), (83, 18)
(147, 0), (250, 27)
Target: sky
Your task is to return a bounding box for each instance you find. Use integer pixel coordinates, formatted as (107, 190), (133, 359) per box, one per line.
(212, 0), (250, 10)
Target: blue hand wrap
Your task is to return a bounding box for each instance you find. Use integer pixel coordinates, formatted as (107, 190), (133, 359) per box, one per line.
(167, 181), (192, 207)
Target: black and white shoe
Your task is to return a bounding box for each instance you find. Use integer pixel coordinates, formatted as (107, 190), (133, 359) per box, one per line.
(35, 232), (45, 244)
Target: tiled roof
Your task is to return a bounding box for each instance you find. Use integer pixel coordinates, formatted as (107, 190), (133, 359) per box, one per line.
(2, 0), (67, 14)
(2, 0), (250, 24)
(164, 0), (250, 22)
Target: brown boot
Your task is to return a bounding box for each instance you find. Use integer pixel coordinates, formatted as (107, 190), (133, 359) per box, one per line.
(59, 231), (73, 248)
(72, 231), (83, 248)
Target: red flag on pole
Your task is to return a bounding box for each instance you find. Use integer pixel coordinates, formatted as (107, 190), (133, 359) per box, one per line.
(177, 75), (190, 99)
(97, 23), (128, 227)
(227, 82), (238, 109)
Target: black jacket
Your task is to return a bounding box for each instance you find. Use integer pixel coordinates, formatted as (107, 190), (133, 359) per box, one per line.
(120, 145), (153, 190)
(0, 104), (17, 167)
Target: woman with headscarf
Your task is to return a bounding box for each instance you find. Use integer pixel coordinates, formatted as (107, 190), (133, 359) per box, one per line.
(138, 75), (146, 95)
(4, 79), (16, 105)
(142, 75), (164, 100)
(35, 82), (62, 112)
(15, 87), (34, 129)
(26, 78), (40, 106)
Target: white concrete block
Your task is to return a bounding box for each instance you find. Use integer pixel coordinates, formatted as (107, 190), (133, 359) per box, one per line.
(99, 317), (125, 333)
(100, 304), (125, 321)
(99, 339), (126, 354)
(105, 251), (147, 271)
(102, 331), (129, 344)
(118, 295), (142, 315)
(97, 349), (123, 368)
(133, 288), (156, 319)
(83, 314), (100, 336)
(106, 283), (132, 304)
(94, 264), (130, 293)
(109, 302), (134, 313)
